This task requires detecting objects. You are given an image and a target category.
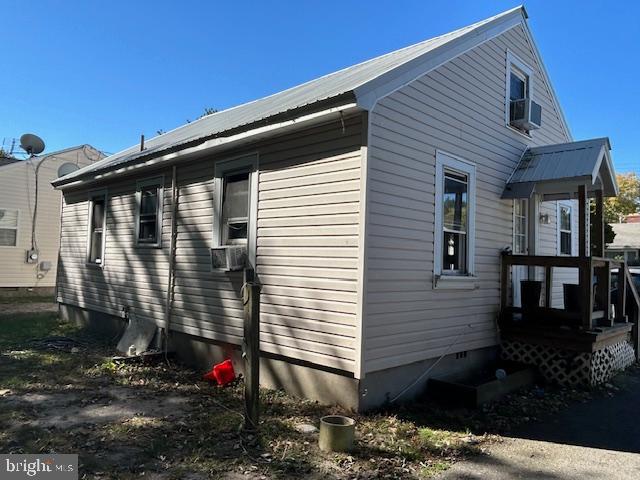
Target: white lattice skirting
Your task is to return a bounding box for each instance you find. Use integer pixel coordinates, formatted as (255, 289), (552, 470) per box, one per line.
(501, 339), (636, 386)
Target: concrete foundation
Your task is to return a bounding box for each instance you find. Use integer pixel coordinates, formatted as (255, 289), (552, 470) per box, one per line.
(358, 346), (498, 410)
(59, 302), (498, 411)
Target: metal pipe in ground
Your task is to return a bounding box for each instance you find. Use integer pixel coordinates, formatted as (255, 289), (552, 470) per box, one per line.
(243, 279), (261, 431)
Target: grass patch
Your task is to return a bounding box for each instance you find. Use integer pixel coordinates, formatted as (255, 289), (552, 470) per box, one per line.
(0, 295), (54, 305)
(0, 312), (75, 349)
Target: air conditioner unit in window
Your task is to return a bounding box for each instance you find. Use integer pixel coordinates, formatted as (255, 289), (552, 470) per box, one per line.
(211, 245), (247, 271)
(510, 98), (542, 130)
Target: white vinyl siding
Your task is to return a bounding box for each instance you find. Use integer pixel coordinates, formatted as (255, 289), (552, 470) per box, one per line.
(57, 114), (363, 374)
(363, 24), (571, 373)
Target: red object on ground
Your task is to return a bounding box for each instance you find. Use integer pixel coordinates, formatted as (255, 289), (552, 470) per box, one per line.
(203, 359), (236, 386)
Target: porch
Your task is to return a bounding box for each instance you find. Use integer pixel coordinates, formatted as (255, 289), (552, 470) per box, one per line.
(498, 138), (640, 385)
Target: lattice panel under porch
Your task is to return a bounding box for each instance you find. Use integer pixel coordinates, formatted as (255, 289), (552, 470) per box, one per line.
(501, 340), (635, 386)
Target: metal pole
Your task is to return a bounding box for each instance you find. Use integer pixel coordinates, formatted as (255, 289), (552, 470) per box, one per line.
(243, 275), (261, 431)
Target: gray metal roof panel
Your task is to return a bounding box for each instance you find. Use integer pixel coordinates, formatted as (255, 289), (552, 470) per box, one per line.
(56, 7), (524, 185)
(509, 138), (609, 184)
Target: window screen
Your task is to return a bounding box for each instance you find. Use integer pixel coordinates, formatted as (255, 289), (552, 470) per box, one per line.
(510, 70), (528, 101)
(221, 172), (249, 245)
(0, 209), (18, 246)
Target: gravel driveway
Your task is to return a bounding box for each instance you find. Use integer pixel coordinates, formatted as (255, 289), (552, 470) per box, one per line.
(438, 367), (640, 479)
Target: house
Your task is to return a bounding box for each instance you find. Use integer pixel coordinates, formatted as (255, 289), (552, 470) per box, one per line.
(607, 223), (640, 264)
(0, 145), (104, 295)
(53, 6), (635, 410)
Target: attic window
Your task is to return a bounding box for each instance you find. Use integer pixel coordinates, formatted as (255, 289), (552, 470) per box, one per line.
(506, 51), (535, 134)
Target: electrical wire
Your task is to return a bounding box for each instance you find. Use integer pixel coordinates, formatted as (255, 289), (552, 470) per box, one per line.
(389, 323), (474, 403)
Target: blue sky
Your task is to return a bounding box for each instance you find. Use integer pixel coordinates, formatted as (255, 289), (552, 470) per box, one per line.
(1, 1), (638, 172)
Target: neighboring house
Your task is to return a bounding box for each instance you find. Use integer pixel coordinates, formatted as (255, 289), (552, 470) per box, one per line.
(0, 145), (104, 293)
(607, 223), (640, 264)
(53, 7), (627, 410)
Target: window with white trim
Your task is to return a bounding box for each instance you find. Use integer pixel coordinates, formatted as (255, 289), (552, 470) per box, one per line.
(506, 51), (534, 134)
(87, 192), (107, 266)
(513, 199), (528, 254)
(435, 152), (476, 277)
(558, 204), (572, 256)
(0, 209), (19, 246)
(135, 178), (163, 247)
(213, 154), (258, 266)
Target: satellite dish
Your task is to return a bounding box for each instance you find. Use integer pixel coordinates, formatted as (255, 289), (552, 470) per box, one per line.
(57, 162), (80, 178)
(20, 133), (45, 155)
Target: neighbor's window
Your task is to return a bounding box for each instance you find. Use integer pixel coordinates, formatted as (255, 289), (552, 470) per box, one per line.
(0, 209), (19, 247)
(221, 172), (249, 245)
(559, 204), (572, 255)
(435, 151), (476, 277)
(136, 178), (163, 247)
(87, 193), (107, 265)
(513, 199), (528, 254)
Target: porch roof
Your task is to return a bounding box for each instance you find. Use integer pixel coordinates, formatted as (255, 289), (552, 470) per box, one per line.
(501, 138), (618, 200)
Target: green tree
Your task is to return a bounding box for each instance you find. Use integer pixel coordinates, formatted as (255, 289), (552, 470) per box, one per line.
(604, 172), (640, 223)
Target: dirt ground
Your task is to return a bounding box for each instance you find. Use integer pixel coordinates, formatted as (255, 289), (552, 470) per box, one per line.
(0, 304), (631, 479)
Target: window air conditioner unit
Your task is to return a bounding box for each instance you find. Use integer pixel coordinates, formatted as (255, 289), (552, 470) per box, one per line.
(211, 245), (247, 271)
(510, 98), (542, 130)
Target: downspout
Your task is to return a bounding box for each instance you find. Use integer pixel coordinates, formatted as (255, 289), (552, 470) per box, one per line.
(163, 165), (178, 354)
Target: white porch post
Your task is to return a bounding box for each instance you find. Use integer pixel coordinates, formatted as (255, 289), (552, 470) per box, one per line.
(527, 192), (539, 279)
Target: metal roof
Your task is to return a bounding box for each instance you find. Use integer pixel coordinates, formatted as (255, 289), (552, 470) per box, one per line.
(609, 223), (640, 249)
(54, 6), (528, 187)
(0, 157), (19, 167)
(502, 138), (618, 199)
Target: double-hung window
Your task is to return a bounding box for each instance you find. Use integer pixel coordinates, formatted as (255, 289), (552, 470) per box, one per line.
(558, 204), (573, 255)
(513, 199), (528, 254)
(87, 191), (107, 266)
(442, 170), (469, 273)
(213, 154), (258, 266)
(434, 151), (476, 279)
(0, 209), (19, 247)
(135, 178), (163, 247)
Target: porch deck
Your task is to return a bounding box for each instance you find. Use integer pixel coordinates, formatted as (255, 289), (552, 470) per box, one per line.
(498, 253), (640, 385)
(499, 253), (640, 352)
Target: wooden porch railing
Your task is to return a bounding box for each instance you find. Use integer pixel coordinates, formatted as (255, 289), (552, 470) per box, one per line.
(500, 253), (640, 341)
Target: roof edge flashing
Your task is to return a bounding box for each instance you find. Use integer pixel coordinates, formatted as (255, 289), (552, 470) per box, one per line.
(54, 103), (361, 190)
